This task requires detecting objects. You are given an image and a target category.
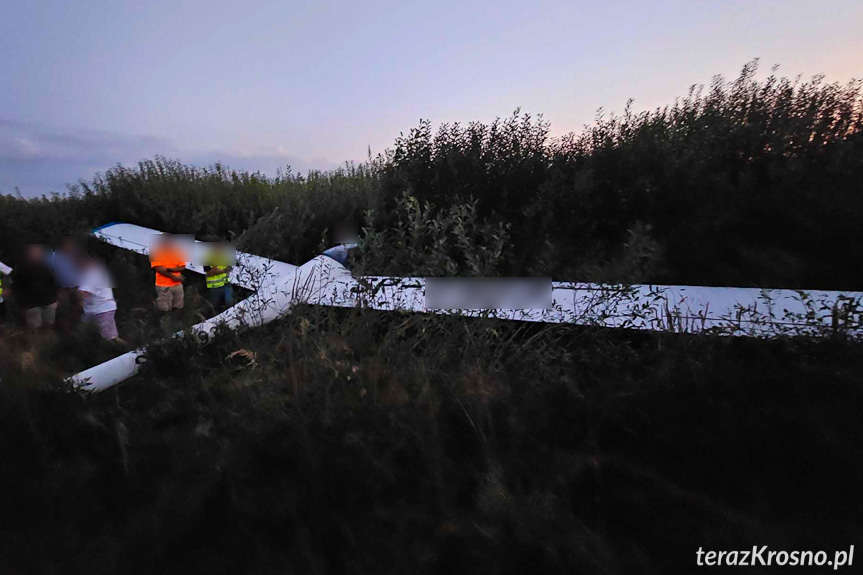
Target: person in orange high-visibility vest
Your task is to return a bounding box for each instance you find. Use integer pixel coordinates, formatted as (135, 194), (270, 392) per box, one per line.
(150, 234), (186, 312)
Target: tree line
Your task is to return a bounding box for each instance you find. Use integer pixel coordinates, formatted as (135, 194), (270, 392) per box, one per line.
(2, 61), (861, 289)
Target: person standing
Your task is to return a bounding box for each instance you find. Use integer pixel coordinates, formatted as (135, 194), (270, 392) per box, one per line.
(11, 244), (58, 330)
(0, 259), (12, 325)
(52, 236), (83, 332)
(78, 256), (120, 341)
(150, 235), (186, 313)
(203, 243), (234, 313)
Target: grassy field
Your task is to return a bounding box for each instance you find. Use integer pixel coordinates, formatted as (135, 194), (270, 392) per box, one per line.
(1, 303), (862, 573)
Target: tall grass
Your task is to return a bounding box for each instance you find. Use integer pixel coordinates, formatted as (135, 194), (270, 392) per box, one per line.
(2, 302), (862, 573)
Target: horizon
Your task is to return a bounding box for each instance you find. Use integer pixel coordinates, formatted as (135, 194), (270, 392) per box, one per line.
(2, 0), (861, 197)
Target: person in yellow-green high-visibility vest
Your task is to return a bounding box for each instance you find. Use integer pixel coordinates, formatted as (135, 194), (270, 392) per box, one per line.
(203, 244), (234, 313)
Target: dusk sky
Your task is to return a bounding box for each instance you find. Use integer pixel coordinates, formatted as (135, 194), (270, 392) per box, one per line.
(2, 0), (861, 197)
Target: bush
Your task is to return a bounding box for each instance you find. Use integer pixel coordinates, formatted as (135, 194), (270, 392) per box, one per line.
(381, 61), (863, 287)
(355, 193), (511, 277)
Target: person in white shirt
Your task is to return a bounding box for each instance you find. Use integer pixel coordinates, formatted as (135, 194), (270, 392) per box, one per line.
(0, 259), (12, 324)
(77, 256), (120, 340)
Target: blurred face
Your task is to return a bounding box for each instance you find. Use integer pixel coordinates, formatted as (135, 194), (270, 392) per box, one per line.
(334, 221), (358, 244)
(154, 234), (193, 253)
(25, 244), (45, 263)
(58, 237), (79, 254)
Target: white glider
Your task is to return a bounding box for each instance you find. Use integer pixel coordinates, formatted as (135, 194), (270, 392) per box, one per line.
(69, 223), (863, 392)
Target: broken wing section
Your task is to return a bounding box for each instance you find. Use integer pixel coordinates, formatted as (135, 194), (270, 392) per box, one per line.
(71, 255), (303, 392)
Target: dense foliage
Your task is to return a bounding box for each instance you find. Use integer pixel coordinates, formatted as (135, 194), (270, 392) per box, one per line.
(379, 62), (863, 287)
(2, 61), (861, 288)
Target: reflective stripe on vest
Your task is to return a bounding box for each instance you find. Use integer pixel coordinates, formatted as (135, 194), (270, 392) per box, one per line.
(206, 266), (228, 288)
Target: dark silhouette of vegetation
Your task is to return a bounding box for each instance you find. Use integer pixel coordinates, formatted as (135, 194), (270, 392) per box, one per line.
(379, 62), (863, 287)
(2, 61), (861, 288)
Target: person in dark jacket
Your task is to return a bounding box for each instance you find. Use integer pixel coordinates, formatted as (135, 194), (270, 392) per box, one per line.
(52, 236), (84, 332)
(11, 244), (58, 330)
